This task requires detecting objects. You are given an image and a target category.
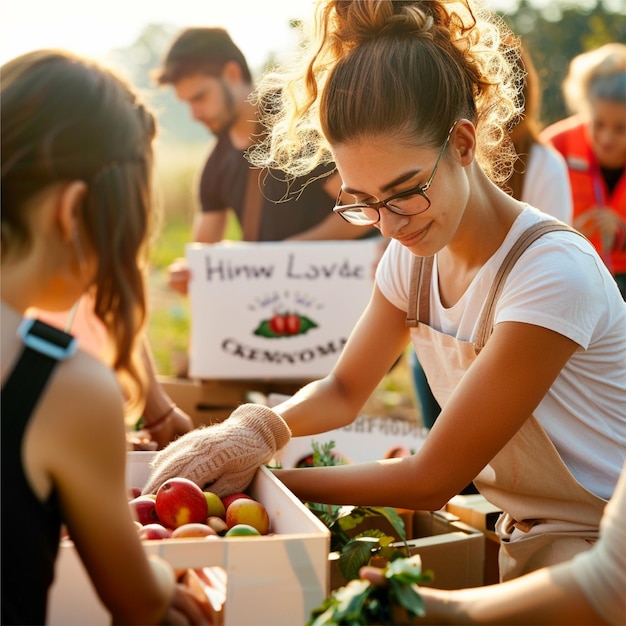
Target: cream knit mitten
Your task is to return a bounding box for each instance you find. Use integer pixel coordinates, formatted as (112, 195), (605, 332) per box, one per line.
(141, 404), (291, 497)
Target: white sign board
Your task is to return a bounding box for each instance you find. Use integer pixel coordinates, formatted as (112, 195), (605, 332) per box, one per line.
(187, 240), (380, 379)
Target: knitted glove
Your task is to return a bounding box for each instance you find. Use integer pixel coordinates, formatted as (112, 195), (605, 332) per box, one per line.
(141, 404), (291, 497)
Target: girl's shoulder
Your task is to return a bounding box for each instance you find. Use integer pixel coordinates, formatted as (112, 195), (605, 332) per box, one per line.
(42, 349), (126, 437)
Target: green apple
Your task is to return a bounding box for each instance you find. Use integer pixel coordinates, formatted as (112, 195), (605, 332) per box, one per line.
(224, 524), (261, 537)
(203, 490), (226, 518)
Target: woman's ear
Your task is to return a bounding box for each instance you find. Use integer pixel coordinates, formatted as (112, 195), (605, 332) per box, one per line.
(452, 119), (476, 166)
(57, 181), (88, 242)
(222, 60), (244, 85)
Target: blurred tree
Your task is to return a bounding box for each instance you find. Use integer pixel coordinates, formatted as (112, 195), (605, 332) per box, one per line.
(108, 23), (210, 145)
(499, 0), (626, 126)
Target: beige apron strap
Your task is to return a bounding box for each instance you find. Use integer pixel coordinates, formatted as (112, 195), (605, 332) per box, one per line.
(241, 167), (264, 242)
(473, 221), (582, 354)
(406, 255), (434, 327)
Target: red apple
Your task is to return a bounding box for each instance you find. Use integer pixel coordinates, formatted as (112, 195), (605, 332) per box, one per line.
(225, 497), (270, 535)
(206, 516), (229, 535)
(128, 487), (142, 500)
(155, 477), (209, 529)
(129, 495), (160, 526)
(221, 492), (253, 511)
(138, 523), (172, 541)
(172, 523), (218, 539)
(203, 490), (226, 518)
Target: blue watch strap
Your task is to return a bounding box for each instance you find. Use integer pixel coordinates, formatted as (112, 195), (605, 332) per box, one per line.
(17, 318), (77, 361)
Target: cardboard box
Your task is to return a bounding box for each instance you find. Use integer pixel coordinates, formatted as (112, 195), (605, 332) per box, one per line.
(158, 375), (310, 428)
(446, 494), (502, 534)
(186, 240), (380, 380)
(47, 452), (330, 626)
(445, 494), (503, 584)
(329, 509), (485, 591)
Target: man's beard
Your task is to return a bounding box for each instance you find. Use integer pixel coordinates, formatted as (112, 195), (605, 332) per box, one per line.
(211, 79), (239, 136)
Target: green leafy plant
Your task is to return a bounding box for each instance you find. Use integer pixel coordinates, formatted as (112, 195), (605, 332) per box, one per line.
(307, 554), (433, 625)
(304, 441), (411, 582)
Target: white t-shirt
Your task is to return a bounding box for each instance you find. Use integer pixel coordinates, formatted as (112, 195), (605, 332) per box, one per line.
(572, 462), (626, 625)
(521, 142), (573, 225)
(377, 206), (626, 500)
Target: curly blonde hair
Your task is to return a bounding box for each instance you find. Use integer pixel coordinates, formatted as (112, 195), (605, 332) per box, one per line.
(249, 0), (522, 186)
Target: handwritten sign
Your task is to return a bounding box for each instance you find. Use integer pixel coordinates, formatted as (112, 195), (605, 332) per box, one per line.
(187, 240), (381, 379)
(274, 415), (428, 466)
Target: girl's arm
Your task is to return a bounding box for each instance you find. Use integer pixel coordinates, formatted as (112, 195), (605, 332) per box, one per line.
(274, 284), (411, 437)
(41, 355), (181, 624)
(274, 314), (578, 511)
(361, 562), (609, 625)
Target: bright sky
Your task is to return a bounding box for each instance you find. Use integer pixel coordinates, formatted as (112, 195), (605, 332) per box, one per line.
(1, 1), (312, 68)
(1, 0), (572, 69)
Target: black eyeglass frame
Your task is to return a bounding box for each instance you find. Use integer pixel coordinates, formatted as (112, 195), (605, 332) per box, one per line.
(333, 122), (458, 226)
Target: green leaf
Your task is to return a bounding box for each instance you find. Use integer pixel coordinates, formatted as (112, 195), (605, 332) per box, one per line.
(308, 579), (374, 625)
(253, 319), (275, 338)
(306, 605), (338, 626)
(309, 554), (433, 625)
(333, 579), (372, 614)
(385, 555), (433, 585)
(377, 545), (407, 562)
(310, 440), (346, 467)
(339, 538), (379, 581)
(364, 506), (408, 544)
(389, 578), (426, 618)
(336, 508), (367, 531)
(299, 315), (319, 333)
(306, 501), (341, 526)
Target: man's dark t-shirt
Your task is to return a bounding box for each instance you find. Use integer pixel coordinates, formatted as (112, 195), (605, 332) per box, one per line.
(199, 130), (341, 241)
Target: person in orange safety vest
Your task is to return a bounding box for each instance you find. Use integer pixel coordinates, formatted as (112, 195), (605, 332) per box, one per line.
(542, 43), (626, 298)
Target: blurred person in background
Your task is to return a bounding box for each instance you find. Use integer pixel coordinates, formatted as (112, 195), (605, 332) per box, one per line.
(542, 43), (626, 298)
(1, 49), (207, 625)
(155, 27), (377, 295)
(508, 43), (573, 224)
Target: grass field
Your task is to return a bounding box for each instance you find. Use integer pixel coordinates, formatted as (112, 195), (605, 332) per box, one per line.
(146, 142), (420, 424)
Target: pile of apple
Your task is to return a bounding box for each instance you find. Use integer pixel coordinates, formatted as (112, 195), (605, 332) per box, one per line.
(129, 477), (271, 540)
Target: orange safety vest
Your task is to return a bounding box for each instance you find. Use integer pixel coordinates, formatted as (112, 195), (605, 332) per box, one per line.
(541, 116), (626, 276)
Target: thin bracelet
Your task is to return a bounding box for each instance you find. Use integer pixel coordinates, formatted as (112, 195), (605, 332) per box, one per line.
(145, 404), (176, 433)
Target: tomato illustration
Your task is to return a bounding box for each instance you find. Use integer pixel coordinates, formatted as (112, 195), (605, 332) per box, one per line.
(269, 314), (286, 335)
(285, 314), (301, 335)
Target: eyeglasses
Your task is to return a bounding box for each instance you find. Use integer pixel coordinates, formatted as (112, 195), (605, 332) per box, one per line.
(333, 123), (457, 226)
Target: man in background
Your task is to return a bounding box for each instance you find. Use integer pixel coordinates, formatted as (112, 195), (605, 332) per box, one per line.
(155, 27), (375, 293)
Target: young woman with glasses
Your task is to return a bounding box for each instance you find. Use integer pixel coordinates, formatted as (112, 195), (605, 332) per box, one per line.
(143, 0), (626, 584)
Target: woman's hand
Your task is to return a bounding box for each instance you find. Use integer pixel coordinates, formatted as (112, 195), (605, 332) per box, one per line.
(359, 565), (453, 625)
(147, 406), (195, 450)
(161, 583), (212, 625)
